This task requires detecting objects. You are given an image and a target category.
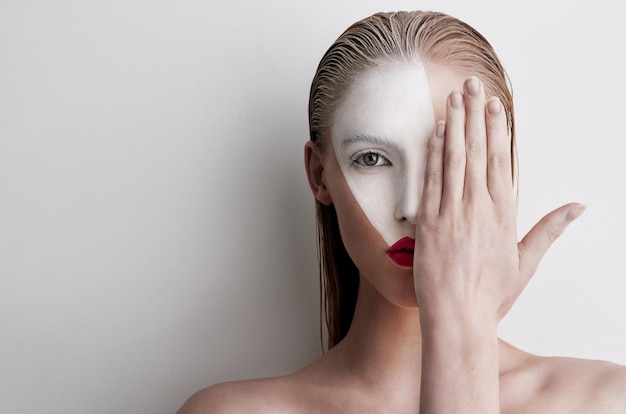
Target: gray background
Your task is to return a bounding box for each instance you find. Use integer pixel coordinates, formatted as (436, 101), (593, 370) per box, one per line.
(1, 0), (625, 412)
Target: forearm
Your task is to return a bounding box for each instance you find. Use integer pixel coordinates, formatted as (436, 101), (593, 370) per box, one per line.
(419, 313), (500, 414)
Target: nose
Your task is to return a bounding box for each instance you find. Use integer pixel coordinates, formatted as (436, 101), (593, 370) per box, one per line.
(394, 170), (421, 224)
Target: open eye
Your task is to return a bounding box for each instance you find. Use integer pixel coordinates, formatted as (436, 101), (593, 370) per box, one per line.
(351, 151), (390, 168)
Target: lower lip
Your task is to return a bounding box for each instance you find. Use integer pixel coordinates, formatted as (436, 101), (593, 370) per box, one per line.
(386, 250), (414, 268)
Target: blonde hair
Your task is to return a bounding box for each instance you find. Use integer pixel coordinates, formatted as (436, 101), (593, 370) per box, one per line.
(308, 11), (516, 350)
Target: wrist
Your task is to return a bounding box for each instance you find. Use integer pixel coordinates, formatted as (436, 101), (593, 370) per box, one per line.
(419, 307), (500, 413)
(418, 303), (498, 336)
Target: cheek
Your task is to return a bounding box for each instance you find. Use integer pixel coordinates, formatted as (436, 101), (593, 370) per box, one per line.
(327, 167), (391, 264)
(340, 172), (400, 246)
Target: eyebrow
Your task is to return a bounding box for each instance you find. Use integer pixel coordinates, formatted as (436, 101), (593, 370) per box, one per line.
(340, 134), (400, 151)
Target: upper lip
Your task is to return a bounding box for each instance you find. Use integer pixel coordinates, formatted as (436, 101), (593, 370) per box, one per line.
(386, 237), (415, 253)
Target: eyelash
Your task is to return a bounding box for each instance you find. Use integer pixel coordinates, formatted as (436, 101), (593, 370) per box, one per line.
(349, 151), (392, 169)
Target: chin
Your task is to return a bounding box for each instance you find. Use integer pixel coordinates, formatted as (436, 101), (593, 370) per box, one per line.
(359, 264), (419, 309)
(391, 290), (420, 309)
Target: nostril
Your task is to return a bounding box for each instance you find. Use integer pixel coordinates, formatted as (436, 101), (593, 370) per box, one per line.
(405, 214), (419, 225)
(395, 200), (419, 224)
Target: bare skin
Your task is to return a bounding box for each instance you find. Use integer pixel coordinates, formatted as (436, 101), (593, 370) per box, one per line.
(178, 285), (626, 413)
(178, 66), (626, 413)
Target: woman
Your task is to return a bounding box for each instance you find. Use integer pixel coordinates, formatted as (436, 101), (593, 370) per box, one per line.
(179, 11), (626, 413)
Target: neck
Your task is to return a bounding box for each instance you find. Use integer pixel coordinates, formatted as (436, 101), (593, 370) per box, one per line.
(324, 275), (528, 389)
(329, 275), (423, 393)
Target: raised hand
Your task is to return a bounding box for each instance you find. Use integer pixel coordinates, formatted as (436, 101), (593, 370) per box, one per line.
(414, 76), (584, 324)
(415, 76), (584, 413)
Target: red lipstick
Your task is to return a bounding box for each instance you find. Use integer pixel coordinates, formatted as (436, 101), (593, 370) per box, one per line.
(386, 237), (415, 268)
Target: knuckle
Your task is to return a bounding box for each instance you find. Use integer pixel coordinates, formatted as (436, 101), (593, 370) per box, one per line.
(419, 215), (439, 233)
(429, 140), (444, 154)
(425, 169), (441, 186)
(488, 152), (511, 171)
(466, 139), (482, 157)
(446, 150), (466, 168)
(545, 222), (564, 243)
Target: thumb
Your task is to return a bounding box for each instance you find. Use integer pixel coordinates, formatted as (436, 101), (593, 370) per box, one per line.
(518, 202), (586, 281)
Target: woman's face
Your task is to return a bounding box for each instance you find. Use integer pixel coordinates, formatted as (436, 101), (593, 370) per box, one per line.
(323, 60), (467, 306)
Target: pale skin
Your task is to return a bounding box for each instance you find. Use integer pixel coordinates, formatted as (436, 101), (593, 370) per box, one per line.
(178, 61), (626, 413)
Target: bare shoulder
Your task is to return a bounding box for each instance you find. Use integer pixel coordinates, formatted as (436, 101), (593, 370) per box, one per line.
(502, 347), (626, 413)
(176, 352), (350, 413)
(176, 376), (301, 414)
(545, 356), (626, 412)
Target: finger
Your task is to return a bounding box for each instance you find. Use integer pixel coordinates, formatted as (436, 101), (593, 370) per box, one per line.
(441, 88), (466, 209)
(485, 96), (513, 203)
(421, 120), (446, 217)
(462, 76), (488, 200)
(518, 203), (586, 282)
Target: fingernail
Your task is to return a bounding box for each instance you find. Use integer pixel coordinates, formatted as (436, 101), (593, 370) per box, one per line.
(435, 120), (445, 138)
(566, 203), (587, 222)
(449, 89), (463, 109)
(465, 76), (480, 97)
(487, 97), (502, 116)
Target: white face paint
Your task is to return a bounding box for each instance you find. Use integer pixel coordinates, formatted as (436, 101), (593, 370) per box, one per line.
(330, 62), (435, 246)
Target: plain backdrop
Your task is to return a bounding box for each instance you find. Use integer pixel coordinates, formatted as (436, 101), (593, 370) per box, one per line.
(1, 0), (625, 412)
